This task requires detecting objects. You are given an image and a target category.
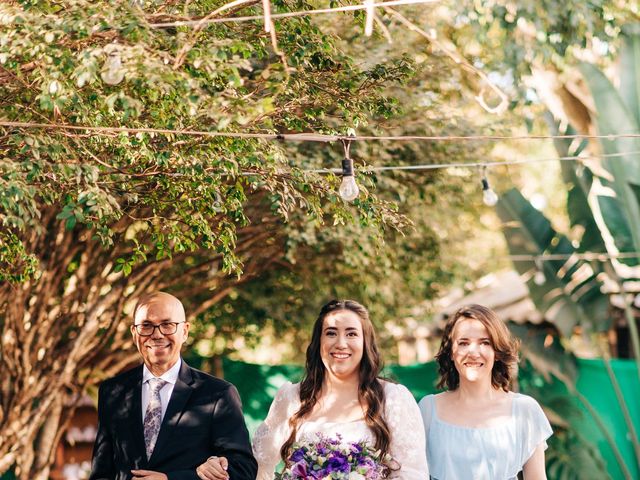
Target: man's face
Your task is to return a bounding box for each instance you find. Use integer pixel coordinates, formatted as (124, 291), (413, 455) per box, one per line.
(131, 295), (189, 376)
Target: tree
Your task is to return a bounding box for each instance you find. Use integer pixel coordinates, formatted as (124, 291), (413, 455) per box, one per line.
(0, 0), (492, 477)
(0, 0), (407, 475)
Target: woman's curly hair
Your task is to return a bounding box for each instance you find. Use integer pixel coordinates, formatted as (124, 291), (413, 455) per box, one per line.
(435, 304), (520, 391)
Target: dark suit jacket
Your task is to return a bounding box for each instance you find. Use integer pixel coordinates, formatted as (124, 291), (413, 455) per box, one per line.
(89, 360), (257, 480)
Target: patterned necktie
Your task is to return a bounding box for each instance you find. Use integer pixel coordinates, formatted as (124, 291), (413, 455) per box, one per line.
(143, 378), (168, 460)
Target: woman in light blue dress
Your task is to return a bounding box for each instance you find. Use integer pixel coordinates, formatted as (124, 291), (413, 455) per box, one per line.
(419, 304), (552, 480)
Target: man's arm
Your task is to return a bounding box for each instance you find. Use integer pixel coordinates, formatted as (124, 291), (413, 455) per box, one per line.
(209, 385), (258, 480)
(160, 384), (256, 480)
(89, 383), (116, 480)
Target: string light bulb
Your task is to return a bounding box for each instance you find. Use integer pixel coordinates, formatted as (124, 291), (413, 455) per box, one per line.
(101, 51), (125, 86)
(480, 167), (498, 206)
(533, 258), (546, 285)
(338, 134), (359, 202)
(339, 157), (360, 201)
(533, 269), (546, 285)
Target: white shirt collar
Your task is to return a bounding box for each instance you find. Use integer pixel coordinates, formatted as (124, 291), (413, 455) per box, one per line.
(142, 358), (181, 385)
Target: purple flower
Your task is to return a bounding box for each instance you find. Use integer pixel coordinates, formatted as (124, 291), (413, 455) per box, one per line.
(291, 462), (307, 478)
(326, 452), (350, 473)
(291, 448), (306, 463)
(350, 443), (363, 453)
(309, 468), (324, 479)
(276, 434), (389, 480)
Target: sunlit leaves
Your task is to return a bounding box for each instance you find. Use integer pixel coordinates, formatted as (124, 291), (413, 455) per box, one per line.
(0, 0), (424, 283)
(0, 231), (38, 282)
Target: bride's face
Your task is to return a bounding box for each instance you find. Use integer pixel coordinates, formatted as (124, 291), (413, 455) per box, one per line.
(320, 310), (364, 382)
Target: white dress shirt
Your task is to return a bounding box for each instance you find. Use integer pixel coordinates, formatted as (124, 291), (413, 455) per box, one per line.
(141, 359), (181, 422)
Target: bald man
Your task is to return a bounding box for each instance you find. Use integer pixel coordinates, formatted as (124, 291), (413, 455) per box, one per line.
(90, 292), (257, 480)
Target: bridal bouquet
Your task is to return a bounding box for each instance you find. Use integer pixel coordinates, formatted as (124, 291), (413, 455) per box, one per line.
(275, 434), (390, 480)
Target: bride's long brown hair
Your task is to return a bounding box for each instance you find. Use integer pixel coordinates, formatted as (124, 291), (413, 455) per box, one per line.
(279, 300), (391, 463)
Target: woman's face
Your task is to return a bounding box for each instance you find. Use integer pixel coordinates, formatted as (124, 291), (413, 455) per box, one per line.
(320, 309), (365, 382)
(451, 318), (495, 384)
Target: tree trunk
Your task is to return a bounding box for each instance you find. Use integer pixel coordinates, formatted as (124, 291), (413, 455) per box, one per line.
(29, 395), (63, 480)
(0, 212), (283, 476)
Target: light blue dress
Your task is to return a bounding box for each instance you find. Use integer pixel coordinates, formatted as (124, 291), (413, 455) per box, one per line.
(418, 393), (552, 480)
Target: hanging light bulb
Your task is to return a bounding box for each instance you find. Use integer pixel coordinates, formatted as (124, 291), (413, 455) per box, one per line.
(480, 168), (498, 206)
(339, 157), (360, 202)
(482, 178), (498, 206)
(101, 52), (125, 86)
(534, 269), (546, 285)
(533, 258), (546, 285)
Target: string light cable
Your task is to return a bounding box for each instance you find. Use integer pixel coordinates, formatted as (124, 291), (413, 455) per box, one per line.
(510, 252), (640, 262)
(147, 0), (440, 28)
(6, 124), (640, 263)
(308, 150), (640, 174)
(5, 121), (640, 143)
(3, 121), (640, 174)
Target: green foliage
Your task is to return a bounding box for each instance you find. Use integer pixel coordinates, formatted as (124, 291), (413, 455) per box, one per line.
(496, 27), (640, 341)
(0, 231), (38, 282)
(0, 0), (423, 283)
(0, 0), (490, 363)
(498, 29), (640, 478)
(436, 0), (637, 106)
(496, 188), (609, 335)
(512, 323), (611, 480)
(546, 429), (610, 480)
(578, 59), (640, 259)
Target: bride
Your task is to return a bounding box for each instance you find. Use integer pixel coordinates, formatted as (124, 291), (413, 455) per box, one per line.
(251, 299), (429, 479)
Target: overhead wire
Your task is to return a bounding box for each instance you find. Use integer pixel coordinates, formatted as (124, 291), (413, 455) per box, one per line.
(299, 151), (640, 174)
(3, 121), (639, 173)
(147, 0), (440, 28)
(509, 252), (640, 261)
(4, 121), (640, 143)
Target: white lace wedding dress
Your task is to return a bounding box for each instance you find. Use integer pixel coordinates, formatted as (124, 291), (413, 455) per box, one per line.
(252, 381), (429, 479)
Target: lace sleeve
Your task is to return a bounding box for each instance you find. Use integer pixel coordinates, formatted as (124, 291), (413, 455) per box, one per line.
(384, 383), (430, 480)
(252, 382), (300, 480)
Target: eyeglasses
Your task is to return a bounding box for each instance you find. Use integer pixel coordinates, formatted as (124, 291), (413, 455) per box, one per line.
(133, 322), (185, 336)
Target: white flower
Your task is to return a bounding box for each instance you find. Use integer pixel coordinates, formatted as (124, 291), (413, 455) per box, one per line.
(49, 80), (60, 94)
(349, 473), (365, 480)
